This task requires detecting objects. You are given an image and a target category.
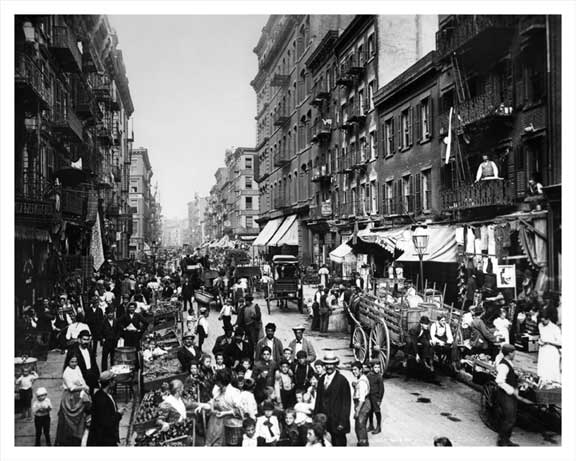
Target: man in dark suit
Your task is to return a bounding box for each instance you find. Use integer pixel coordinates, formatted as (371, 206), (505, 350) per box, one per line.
(101, 308), (119, 370)
(406, 315), (434, 373)
(117, 302), (148, 349)
(223, 328), (253, 369)
(87, 371), (124, 446)
(212, 325), (235, 356)
(314, 351), (352, 446)
(254, 323), (284, 363)
(181, 278), (194, 312)
(64, 329), (99, 393)
(84, 296), (104, 356)
(177, 333), (202, 373)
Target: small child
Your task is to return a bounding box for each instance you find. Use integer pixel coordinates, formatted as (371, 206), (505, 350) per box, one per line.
(255, 401), (280, 446)
(32, 387), (52, 446)
(16, 367), (38, 418)
(493, 308), (511, 344)
(218, 299), (234, 331)
(366, 359), (384, 434)
(214, 352), (227, 371)
(293, 390), (313, 426)
(196, 307), (209, 351)
(279, 408), (300, 446)
(240, 357), (253, 380)
(242, 417), (258, 447)
(275, 360), (296, 409)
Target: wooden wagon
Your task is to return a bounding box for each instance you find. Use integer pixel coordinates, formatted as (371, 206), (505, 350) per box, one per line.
(348, 291), (462, 373)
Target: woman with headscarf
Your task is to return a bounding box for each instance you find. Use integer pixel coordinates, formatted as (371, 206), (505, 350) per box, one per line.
(54, 354), (91, 446)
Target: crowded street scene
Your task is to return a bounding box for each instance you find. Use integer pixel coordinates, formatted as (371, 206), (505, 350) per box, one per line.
(5, 6), (573, 460)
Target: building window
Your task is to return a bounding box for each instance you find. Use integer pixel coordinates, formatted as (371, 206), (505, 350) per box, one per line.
(133, 221), (138, 233)
(401, 108), (412, 149)
(403, 174), (413, 213)
(351, 187), (357, 215)
(418, 97), (431, 141)
(369, 130), (377, 160)
(384, 180), (394, 215)
(422, 169), (431, 211)
(384, 118), (394, 156)
(130, 206), (137, 214)
(368, 81), (375, 110)
(367, 33), (375, 56)
(131, 186), (137, 193)
(246, 216), (254, 228)
(370, 181), (377, 214)
(359, 137), (366, 162)
(245, 176), (253, 189)
(245, 156), (253, 169)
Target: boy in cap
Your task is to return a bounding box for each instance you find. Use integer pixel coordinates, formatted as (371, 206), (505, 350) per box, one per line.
(366, 359), (384, 434)
(32, 387), (52, 445)
(255, 401), (280, 446)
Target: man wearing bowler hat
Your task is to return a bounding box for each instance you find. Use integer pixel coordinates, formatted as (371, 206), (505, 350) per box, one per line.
(288, 325), (316, 363)
(212, 324), (235, 356)
(87, 371), (125, 446)
(314, 351), (351, 446)
(177, 332), (201, 373)
(406, 315), (434, 373)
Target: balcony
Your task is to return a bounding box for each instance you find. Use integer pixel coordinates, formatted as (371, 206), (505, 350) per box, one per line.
(335, 63), (354, 87)
(454, 91), (514, 130)
(61, 188), (85, 217)
(15, 171), (55, 224)
(51, 108), (84, 142)
(75, 83), (102, 122)
(270, 73), (290, 87)
(273, 110), (291, 127)
(310, 119), (333, 143)
(15, 53), (51, 112)
(50, 25), (82, 73)
(96, 123), (113, 146)
(311, 165), (332, 184)
(348, 99), (368, 124)
(347, 51), (367, 75)
(311, 81), (331, 106)
(337, 156), (353, 174)
(436, 15), (516, 60)
(91, 75), (112, 103)
(273, 150), (290, 167)
(441, 179), (514, 211)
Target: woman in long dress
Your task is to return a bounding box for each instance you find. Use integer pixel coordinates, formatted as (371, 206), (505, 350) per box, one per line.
(537, 310), (562, 385)
(55, 355), (91, 446)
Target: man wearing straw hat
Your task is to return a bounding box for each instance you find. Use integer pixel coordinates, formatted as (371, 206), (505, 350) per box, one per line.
(314, 351), (351, 446)
(288, 325), (316, 363)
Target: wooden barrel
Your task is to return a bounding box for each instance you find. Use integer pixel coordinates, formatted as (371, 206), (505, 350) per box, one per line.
(115, 347), (138, 367)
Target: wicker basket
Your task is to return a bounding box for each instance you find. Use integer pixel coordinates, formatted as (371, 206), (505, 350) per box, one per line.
(529, 387), (562, 405)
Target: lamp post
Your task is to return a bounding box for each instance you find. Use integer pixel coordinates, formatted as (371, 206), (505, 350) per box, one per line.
(412, 225), (429, 293)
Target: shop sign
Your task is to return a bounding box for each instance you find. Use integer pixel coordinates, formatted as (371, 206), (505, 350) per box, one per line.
(321, 200), (332, 216)
(497, 264), (516, 288)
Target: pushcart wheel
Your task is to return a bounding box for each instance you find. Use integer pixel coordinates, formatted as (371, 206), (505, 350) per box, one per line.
(352, 326), (368, 363)
(369, 322), (391, 373)
(479, 381), (499, 432)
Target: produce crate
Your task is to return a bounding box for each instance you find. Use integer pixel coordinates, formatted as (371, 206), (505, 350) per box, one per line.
(142, 372), (189, 393)
(523, 387), (562, 405)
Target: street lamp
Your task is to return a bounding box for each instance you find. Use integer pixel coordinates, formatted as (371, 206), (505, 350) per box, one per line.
(412, 225), (429, 292)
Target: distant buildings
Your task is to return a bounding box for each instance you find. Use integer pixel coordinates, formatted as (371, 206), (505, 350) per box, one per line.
(186, 195), (208, 248)
(162, 217), (187, 248)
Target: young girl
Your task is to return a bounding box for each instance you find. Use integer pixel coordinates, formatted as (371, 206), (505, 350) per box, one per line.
(493, 308), (511, 344)
(16, 367), (38, 419)
(32, 387), (52, 446)
(241, 417), (258, 447)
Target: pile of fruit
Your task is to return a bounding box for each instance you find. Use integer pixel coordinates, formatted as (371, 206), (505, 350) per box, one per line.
(134, 419), (195, 446)
(134, 389), (165, 424)
(142, 356), (181, 382)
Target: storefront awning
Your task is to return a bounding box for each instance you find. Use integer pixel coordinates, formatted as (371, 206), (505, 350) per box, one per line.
(329, 242), (355, 264)
(268, 214), (298, 246)
(252, 217), (285, 246)
(395, 225), (459, 263)
(358, 226), (411, 253)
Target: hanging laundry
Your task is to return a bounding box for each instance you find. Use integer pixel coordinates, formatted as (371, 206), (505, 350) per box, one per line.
(466, 227), (476, 254)
(455, 227), (465, 246)
(488, 225), (497, 257)
(480, 225), (489, 251)
(475, 238), (483, 255)
(502, 222), (512, 247)
(473, 227), (482, 240)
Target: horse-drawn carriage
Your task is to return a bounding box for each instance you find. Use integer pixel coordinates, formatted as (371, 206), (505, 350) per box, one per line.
(347, 288), (462, 373)
(264, 255), (304, 314)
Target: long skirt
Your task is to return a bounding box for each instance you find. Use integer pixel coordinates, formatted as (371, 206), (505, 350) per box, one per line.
(55, 389), (89, 446)
(537, 344), (561, 383)
(205, 415), (225, 446)
(224, 425), (243, 446)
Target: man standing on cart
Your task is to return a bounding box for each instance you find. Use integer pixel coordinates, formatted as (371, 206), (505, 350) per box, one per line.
(494, 344), (520, 446)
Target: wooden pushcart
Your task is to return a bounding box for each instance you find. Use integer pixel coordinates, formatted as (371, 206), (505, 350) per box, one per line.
(348, 292), (462, 373)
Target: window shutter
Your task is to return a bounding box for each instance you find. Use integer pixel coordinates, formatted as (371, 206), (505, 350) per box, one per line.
(396, 116), (401, 151)
(395, 179), (402, 214)
(409, 175), (415, 213)
(383, 184), (388, 215)
(415, 172), (422, 213)
(415, 103), (422, 142)
(408, 107), (414, 146)
(428, 98), (434, 139)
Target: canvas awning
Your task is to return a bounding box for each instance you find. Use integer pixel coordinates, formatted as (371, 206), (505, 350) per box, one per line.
(268, 214), (298, 246)
(329, 242), (355, 264)
(252, 217), (285, 246)
(358, 226), (412, 253)
(395, 225), (459, 263)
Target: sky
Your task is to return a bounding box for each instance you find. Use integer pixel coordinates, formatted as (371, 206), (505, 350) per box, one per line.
(109, 15), (267, 220)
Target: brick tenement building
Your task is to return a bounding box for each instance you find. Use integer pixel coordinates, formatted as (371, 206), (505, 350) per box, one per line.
(15, 15), (134, 309)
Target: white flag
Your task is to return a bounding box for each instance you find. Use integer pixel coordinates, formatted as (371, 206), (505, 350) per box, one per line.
(445, 107), (453, 165)
(90, 210), (105, 271)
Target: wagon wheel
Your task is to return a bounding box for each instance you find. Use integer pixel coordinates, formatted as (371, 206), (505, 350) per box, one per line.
(479, 381), (499, 432)
(369, 321), (391, 373)
(352, 326), (368, 363)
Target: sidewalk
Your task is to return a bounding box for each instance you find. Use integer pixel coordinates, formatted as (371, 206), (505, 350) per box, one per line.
(14, 348), (136, 446)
